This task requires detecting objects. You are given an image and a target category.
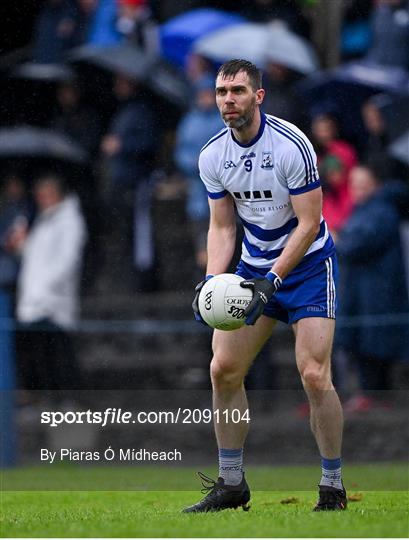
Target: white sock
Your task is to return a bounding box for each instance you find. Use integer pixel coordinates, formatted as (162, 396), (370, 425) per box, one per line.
(218, 448), (243, 486)
(320, 456), (343, 490)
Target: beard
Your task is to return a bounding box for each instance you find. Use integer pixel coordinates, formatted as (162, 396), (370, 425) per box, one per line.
(222, 97), (257, 130)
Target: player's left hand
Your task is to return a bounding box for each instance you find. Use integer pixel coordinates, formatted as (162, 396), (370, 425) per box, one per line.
(192, 274), (214, 324)
(240, 272), (282, 325)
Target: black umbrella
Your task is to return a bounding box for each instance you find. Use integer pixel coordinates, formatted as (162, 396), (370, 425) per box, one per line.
(70, 44), (150, 80)
(69, 44), (190, 108)
(297, 61), (409, 142)
(149, 60), (191, 108)
(298, 61), (409, 102)
(376, 94), (409, 141)
(389, 131), (409, 165)
(0, 126), (88, 164)
(10, 62), (75, 83)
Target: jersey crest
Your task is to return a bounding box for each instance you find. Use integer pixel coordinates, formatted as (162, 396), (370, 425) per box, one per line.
(261, 151), (274, 170)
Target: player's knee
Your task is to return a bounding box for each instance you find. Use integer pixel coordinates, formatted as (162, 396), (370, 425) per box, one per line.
(210, 357), (243, 391)
(300, 363), (330, 391)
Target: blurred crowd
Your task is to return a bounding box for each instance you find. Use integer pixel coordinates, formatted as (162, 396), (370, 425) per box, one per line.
(0, 0), (408, 411)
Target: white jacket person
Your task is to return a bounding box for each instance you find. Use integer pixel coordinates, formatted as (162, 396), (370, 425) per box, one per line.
(17, 186), (87, 330)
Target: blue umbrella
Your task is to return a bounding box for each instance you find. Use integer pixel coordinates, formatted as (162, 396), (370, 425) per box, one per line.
(160, 8), (244, 67)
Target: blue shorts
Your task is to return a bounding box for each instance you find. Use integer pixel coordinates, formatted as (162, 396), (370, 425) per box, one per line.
(236, 252), (338, 325)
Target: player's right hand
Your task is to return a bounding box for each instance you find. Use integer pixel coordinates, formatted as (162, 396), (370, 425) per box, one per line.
(192, 275), (214, 324)
(240, 272), (282, 325)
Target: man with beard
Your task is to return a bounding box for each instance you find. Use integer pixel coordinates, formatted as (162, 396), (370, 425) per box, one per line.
(185, 60), (346, 513)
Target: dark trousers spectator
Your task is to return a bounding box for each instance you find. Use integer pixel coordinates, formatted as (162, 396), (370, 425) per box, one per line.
(16, 319), (81, 393)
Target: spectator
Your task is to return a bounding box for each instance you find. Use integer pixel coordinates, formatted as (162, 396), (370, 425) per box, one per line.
(100, 73), (158, 289)
(336, 163), (409, 412)
(116, 0), (159, 57)
(74, 0), (99, 45)
(0, 174), (32, 295)
(174, 75), (223, 272)
(88, 0), (122, 45)
(361, 96), (390, 162)
(151, 0), (202, 22)
(360, 96), (408, 182)
(366, 0), (409, 70)
(185, 53), (215, 85)
(311, 112), (358, 235)
(319, 154), (354, 239)
(367, 0), (409, 70)
(341, 0), (372, 61)
(9, 174), (87, 395)
(51, 79), (101, 157)
(32, 0), (78, 63)
(262, 62), (308, 130)
(240, 0), (311, 39)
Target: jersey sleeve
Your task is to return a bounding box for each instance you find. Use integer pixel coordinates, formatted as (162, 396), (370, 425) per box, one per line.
(282, 134), (321, 195)
(198, 150), (228, 200)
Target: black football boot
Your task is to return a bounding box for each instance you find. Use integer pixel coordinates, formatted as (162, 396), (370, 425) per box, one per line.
(182, 472), (250, 513)
(313, 484), (348, 511)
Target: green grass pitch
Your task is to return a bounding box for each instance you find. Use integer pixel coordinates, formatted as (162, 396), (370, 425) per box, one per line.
(1, 465), (408, 537)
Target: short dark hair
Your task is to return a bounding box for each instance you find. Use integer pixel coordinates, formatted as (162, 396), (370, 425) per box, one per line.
(217, 59), (262, 91)
(35, 173), (67, 195)
(361, 157), (390, 184)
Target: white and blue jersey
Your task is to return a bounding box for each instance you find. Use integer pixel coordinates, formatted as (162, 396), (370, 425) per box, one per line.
(199, 112), (337, 323)
(199, 112), (334, 270)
